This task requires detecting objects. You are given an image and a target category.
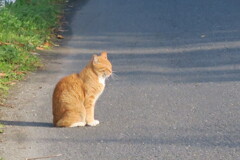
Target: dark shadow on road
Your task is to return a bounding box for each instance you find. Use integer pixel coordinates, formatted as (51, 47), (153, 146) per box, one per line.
(81, 135), (240, 148)
(0, 120), (53, 128)
(60, 0), (90, 46)
(43, 44), (240, 84)
(38, 126), (240, 148)
(52, 0), (240, 84)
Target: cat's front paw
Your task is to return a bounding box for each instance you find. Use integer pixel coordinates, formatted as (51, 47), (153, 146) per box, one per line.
(87, 120), (100, 126)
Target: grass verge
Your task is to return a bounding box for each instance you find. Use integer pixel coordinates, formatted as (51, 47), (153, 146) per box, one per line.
(0, 0), (66, 101)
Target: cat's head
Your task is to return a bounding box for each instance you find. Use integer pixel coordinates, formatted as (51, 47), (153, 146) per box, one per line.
(92, 52), (112, 78)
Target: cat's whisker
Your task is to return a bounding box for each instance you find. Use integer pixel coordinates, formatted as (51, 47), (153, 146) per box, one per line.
(111, 72), (119, 80)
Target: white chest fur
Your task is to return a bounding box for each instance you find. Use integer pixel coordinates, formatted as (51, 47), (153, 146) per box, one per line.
(98, 77), (106, 85)
(93, 77), (105, 105)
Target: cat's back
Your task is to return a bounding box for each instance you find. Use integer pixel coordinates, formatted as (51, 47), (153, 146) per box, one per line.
(53, 73), (83, 101)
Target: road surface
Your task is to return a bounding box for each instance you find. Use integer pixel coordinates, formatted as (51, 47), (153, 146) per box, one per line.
(1, 0), (240, 159)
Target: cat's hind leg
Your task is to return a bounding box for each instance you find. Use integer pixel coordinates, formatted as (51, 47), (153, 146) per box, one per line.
(69, 121), (86, 127)
(56, 111), (86, 127)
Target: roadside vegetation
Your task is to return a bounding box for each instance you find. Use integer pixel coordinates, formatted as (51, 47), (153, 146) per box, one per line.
(0, 1), (66, 159)
(0, 0), (65, 101)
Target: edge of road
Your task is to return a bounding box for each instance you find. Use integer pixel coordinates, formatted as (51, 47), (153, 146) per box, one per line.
(0, 0), (88, 159)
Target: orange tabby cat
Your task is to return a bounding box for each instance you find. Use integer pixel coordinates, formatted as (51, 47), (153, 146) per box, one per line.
(52, 52), (112, 127)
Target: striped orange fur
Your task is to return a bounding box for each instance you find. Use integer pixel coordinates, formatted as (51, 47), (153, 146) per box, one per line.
(52, 52), (112, 127)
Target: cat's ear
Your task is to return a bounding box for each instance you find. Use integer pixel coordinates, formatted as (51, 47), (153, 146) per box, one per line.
(92, 54), (99, 64)
(101, 51), (108, 59)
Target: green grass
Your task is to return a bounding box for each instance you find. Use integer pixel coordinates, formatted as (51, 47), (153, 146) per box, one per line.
(0, 0), (65, 98)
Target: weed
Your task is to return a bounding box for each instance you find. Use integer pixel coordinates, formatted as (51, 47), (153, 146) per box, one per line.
(0, 0), (65, 96)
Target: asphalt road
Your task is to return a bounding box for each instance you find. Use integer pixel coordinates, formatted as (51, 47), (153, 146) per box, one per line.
(1, 0), (240, 159)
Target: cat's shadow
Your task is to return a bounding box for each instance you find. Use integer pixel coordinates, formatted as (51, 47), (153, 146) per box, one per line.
(0, 120), (53, 128)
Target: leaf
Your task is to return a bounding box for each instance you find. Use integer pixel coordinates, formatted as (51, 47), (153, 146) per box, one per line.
(43, 42), (52, 47)
(9, 82), (16, 85)
(0, 42), (11, 45)
(0, 73), (6, 77)
(15, 71), (26, 75)
(57, 34), (64, 39)
(0, 103), (13, 108)
(16, 43), (25, 47)
(36, 46), (44, 50)
(3, 82), (16, 85)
